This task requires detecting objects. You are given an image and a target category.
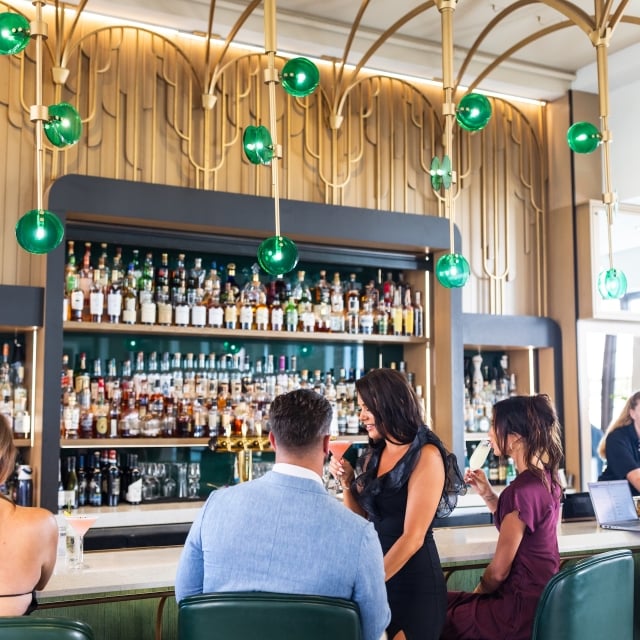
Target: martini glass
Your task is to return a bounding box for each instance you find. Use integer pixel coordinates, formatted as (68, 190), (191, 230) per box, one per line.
(327, 439), (351, 495)
(64, 514), (98, 570)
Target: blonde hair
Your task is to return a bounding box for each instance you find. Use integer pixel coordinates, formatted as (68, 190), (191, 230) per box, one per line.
(598, 390), (640, 460)
(0, 414), (17, 484)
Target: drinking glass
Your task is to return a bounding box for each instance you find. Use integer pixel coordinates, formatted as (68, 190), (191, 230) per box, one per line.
(327, 439), (351, 495)
(64, 513), (98, 570)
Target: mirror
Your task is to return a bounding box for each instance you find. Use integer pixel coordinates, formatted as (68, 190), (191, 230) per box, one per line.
(578, 319), (640, 488)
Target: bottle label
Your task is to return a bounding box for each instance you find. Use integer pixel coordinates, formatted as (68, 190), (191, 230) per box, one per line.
(95, 415), (108, 436)
(239, 306), (253, 328)
(70, 290), (84, 311)
(157, 302), (172, 325)
(255, 307), (269, 329)
(271, 307), (284, 331)
(175, 304), (190, 326)
(191, 305), (206, 327)
(208, 306), (223, 328)
(140, 301), (157, 324)
(107, 291), (122, 318)
(301, 311), (315, 332)
(122, 297), (137, 324)
(126, 478), (143, 504)
(89, 292), (104, 316)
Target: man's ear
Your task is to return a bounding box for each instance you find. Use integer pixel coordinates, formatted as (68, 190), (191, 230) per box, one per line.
(322, 434), (330, 456)
(269, 431), (277, 450)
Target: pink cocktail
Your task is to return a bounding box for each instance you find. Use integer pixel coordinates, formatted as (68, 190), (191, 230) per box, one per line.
(328, 439), (351, 460)
(64, 514), (98, 570)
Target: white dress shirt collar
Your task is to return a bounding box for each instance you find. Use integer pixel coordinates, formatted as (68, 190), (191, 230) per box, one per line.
(272, 462), (324, 486)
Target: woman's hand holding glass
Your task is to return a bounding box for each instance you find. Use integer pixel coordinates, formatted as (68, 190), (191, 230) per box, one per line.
(328, 454), (354, 494)
(465, 468), (497, 504)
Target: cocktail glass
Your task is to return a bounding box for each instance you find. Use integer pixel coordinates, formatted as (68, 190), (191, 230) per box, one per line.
(64, 514), (98, 570)
(327, 439), (351, 495)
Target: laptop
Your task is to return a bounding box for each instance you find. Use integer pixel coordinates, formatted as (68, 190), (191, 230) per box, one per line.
(588, 480), (640, 532)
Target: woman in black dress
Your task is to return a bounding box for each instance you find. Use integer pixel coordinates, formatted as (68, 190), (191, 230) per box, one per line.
(330, 367), (447, 640)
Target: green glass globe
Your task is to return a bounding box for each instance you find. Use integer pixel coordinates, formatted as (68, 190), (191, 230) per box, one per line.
(257, 235), (299, 276)
(243, 125), (274, 165)
(597, 267), (627, 300)
(567, 121), (602, 154)
(15, 209), (64, 254)
(43, 103), (82, 148)
(281, 57), (320, 97)
(435, 253), (470, 288)
(0, 13), (30, 56)
(456, 93), (492, 132)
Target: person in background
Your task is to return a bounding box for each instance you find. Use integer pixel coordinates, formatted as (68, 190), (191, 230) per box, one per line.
(441, 394), (564, 640)
(0, 414), (58, 616)
(175, 388), (390, 640)
(329, 367), (447, 640)
(598, 390), (640, 494)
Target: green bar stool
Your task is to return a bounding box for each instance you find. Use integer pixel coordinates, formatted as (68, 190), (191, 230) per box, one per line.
(531, 549), (633, 640)
(0, 617), (95, 639)
(178, 591), (363, 640)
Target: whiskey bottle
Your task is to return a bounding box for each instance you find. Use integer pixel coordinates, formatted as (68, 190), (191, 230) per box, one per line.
(89, 270), (105, 323)
(329, 272), (345, 332)
(121, 265), (139, 324)
(78, 242), (93, 322)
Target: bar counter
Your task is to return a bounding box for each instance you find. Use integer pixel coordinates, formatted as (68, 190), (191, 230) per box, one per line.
(36, 520), (640, 640)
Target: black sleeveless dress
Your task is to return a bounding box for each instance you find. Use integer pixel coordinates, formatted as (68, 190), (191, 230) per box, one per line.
(352, 427), (447, 640)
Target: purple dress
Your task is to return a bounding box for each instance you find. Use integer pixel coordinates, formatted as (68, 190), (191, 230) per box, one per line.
(441, 470), (561, 640)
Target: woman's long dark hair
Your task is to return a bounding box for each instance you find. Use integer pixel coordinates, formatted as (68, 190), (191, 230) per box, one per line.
(492, 394), (564, 493)
(355, 368), (425, 444)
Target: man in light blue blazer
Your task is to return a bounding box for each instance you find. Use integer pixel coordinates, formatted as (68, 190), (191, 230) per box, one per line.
(175, 388), (390, 640)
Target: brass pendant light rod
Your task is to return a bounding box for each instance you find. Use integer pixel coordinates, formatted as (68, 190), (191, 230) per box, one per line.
(30, 0), (48, 214)
(264, 0), (282, 237)
(437, 0), (457, 249)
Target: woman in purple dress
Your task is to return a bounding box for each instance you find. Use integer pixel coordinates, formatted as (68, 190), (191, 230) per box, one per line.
(441, 394), (564, 640)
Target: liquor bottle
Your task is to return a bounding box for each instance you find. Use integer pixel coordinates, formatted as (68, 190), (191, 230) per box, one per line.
(57, 459), (66, 512)
(174, 284), (190, 327)
(170, 253), (187, 306)
(329, 273), (345, 332)
(78, 377), (94, 438)
(225, 262), (240, 299)
(382, 271), (396, 310)
(106, 260), (123, 324)
(12, 361), (29, 439)
(284, 297), (299, 332)
(139, 253), (157, 325)
(268, 281), (284, 332)
(77, 454), (88, 507)
(295, 271), (315, 332)
(65, 455), (79, 510)
(78, 242), (94, 321)
(108, 387), (121, 438)
(222, 283), (238, 330)
(63, 240), (77, 321)
(89, 269), (105, 323)
(155, 252), (170, 290)
(125, 454), (142, 505)
(97, 243), (111, 293)
(390, 289), (404, 336)
(413, 290), (424, 337)
(87, 453), (102, 506)
(121, 265), (139, 324)
(105, 450), (121, 507)
(255, 289), (269, 331)
(93, 381), (109, 438)
(402, 285), (414, 337)
(313, 270), (331, 332)
(358, 282), (375, 335)
(69, 263), (85, 322)
(156, 285), (173, 326)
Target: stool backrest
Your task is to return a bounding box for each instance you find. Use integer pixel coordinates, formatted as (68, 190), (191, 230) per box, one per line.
(178, 591), (363, 640)
(531, 548), (633, 640)
(0, 617), (94, 639)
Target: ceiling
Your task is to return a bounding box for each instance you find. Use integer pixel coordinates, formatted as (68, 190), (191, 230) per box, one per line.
(72, 0), (640, 101)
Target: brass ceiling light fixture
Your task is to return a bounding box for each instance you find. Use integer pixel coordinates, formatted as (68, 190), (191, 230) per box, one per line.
(565, 2), (627, 300)
(241, 0), (319, 276)
(433, 0), (492, 288)
(0, 0), (82, 254)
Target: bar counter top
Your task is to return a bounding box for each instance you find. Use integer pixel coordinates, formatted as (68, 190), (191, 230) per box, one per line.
(40, 520), (640, 601)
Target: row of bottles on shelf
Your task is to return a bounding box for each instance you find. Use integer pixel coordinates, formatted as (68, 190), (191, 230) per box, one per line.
(465, 442), (516, 486)
(0, 337), (30, 439)
(60, 350), (421, 440)
(59, 451), (202, 509)
(463, 352), (517, 434)
(62, 241), (424, 336)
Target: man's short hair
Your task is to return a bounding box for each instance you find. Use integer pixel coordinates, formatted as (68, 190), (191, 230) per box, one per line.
(268, 389), (332, 450)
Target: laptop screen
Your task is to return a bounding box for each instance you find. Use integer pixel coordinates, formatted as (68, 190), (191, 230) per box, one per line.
(588, 480), (637, 524)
